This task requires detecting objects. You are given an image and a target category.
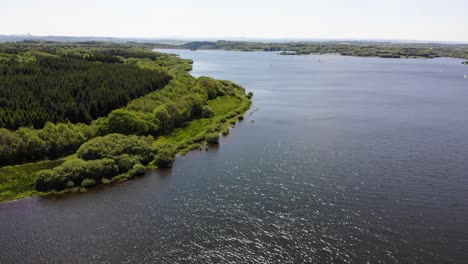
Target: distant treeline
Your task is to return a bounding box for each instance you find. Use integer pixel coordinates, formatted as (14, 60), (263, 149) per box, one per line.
(155, 40), (468, 60)
(0, 47), (170, 130)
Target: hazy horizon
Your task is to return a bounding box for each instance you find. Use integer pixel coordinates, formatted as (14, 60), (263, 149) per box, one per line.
(3, 34), (468, 45)
(3, 0), (468, 43)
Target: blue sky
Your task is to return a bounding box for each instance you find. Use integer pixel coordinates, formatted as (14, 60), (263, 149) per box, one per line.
(2, 0), (468, 42)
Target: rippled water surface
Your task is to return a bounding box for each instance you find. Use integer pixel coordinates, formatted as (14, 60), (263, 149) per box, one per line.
(1, 50), (468, 263)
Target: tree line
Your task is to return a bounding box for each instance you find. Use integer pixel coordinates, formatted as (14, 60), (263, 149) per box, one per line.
(157, 40), (468, 60)
(35, 134), (156, 191)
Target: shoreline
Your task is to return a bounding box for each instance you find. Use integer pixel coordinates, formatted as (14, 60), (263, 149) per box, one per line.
(0, 95), (251, 204)
(156, 47), (435, 59)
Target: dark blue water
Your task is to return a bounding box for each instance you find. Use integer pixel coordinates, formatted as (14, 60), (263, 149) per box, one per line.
(1, 50), (467, 263)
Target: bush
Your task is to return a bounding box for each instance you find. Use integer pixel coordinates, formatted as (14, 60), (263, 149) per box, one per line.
(128, 164), (146, 177)
(114, 154), (141, 173)
(35, 169), (65, 192)
(222, 127), (229, 136)
(108, 109), (150, 135)
(206, 133), (220, 144)
(77, 133), (155, 165)
(193, 133), (206, 143)
(202, 105), (214, 118)
(81, 178), (96, 188)
(101, 178), (111, 184)
(183, 93), (205, 117)
(198, 76), (225, 99)
(237, 115), (244, 121)
(66, 180), (74, 188)
(206, 125), (217, 133)
(246, 92), (253, 99)
(153, 105), (173, 134)
(154, 147), (176, 168)
(34, 158), (119, 191)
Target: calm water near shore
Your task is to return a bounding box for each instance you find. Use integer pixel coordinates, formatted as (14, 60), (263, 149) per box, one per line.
(1, 50), (468, 263)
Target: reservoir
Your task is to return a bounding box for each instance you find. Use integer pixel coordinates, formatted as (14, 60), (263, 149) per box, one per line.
(1, 50), (467, 263)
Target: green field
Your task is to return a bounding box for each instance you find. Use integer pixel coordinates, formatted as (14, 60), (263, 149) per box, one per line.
(0, 158), (67, 202)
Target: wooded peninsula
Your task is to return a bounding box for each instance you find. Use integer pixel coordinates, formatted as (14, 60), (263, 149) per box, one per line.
(0, 41), (252, 202)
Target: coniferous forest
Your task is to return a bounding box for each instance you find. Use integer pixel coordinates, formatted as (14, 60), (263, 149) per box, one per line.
(0, 49), (170, 129)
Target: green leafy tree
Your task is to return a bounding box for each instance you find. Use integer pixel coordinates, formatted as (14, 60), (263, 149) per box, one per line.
(154, 147), (176, 168)
(108, 109), (149, 135)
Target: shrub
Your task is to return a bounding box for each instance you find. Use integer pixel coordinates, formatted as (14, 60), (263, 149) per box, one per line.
(81, 178), (96, 188)
(206, 133), (220, 144)
(77, 133), (155, 165)
(154, 147), (176, 168)
(35, 169), (65, 192)
(193, 133), (206, 143)
(128, 164), (146, 177)
(153, 105), (173, 134)
(246, 92), (253, 99)
(202, 105), (214, 118)
(108, 109), (150, 135)
(34, 158), (119, 191)
(182, 93), (205, 117)
(101, 178), (111, 184)
(237, 115), (244, 121)
(198, 76), (225, 99)
(114, 154), (141, 173)
(222, 127), (229, 136)
(206, 125), (217, 133)
(66, 180), (74, 188)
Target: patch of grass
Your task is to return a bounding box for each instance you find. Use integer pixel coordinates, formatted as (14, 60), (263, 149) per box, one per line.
(156, 119), (210, 146)
(155, 95), (250, 152)
(0, 157), (70, 202)
(209, 96), (242, 116)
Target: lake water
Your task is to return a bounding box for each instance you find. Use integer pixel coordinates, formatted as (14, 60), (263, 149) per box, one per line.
(1, 50), (468, 263)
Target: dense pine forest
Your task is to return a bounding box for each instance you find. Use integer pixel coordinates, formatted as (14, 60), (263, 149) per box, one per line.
(0, 47), (171, 129)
